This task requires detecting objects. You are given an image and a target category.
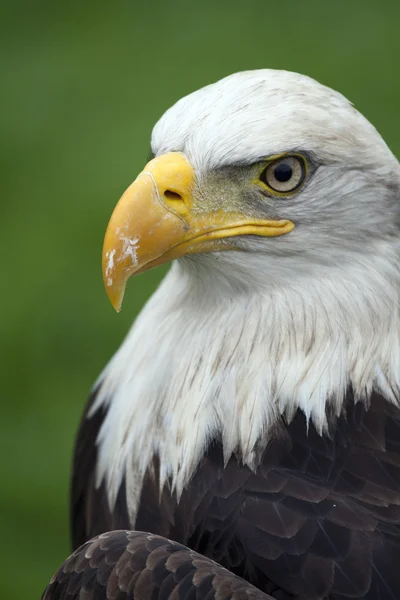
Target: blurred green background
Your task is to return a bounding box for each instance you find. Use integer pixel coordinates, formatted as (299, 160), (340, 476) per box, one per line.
(1, 0), (399, 597)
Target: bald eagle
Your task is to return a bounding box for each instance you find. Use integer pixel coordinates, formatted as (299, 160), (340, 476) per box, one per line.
(43, 70), (400, 600)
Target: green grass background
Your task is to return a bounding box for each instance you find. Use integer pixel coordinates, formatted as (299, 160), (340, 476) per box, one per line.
(1, 0), (399, 597)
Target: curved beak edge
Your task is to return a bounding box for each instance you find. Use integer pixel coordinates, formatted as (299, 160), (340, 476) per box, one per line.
(102, 153), (294, 311)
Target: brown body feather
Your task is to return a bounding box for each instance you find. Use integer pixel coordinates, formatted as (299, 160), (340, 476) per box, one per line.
(49, 388), (400, 599)
(43, 531), (273, 600)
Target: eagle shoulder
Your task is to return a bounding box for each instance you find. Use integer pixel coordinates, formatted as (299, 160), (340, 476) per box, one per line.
(70, 387), (130, 549)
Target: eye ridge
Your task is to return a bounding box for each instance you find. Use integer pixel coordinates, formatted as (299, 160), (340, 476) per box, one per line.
(260, 155), (307, 194)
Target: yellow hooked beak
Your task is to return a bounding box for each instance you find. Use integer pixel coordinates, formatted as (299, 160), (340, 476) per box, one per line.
(102, 152), (294, 311)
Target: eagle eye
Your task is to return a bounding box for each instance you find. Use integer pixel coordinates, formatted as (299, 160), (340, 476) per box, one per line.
(260, 155), (307, 195)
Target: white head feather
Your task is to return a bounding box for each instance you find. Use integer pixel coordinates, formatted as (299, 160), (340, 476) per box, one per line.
(91, 70), (400, 522)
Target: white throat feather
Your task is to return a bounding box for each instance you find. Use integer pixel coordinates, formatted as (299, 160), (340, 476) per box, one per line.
(92, 245), (400, 524)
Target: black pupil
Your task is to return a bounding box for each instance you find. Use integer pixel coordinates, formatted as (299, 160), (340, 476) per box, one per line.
(274, 162), (293, 182)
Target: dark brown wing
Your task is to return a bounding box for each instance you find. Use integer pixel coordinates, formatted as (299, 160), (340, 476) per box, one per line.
(134, 391), (400, 599)
(71, 386), (400, 599)
(42, 530), (273, 600)
(71, 387), (130, 549)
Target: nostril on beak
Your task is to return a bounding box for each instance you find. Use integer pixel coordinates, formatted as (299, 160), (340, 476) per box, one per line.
(164, 190), (184, 202)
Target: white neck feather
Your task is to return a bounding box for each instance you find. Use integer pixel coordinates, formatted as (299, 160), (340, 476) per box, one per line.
(92, 247), (400, 524)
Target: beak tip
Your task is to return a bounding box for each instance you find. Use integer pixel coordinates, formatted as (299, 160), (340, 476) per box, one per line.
(103, 276), (125, 313)
(111, 293), (124, 313)
(109, 296), (123, 313)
